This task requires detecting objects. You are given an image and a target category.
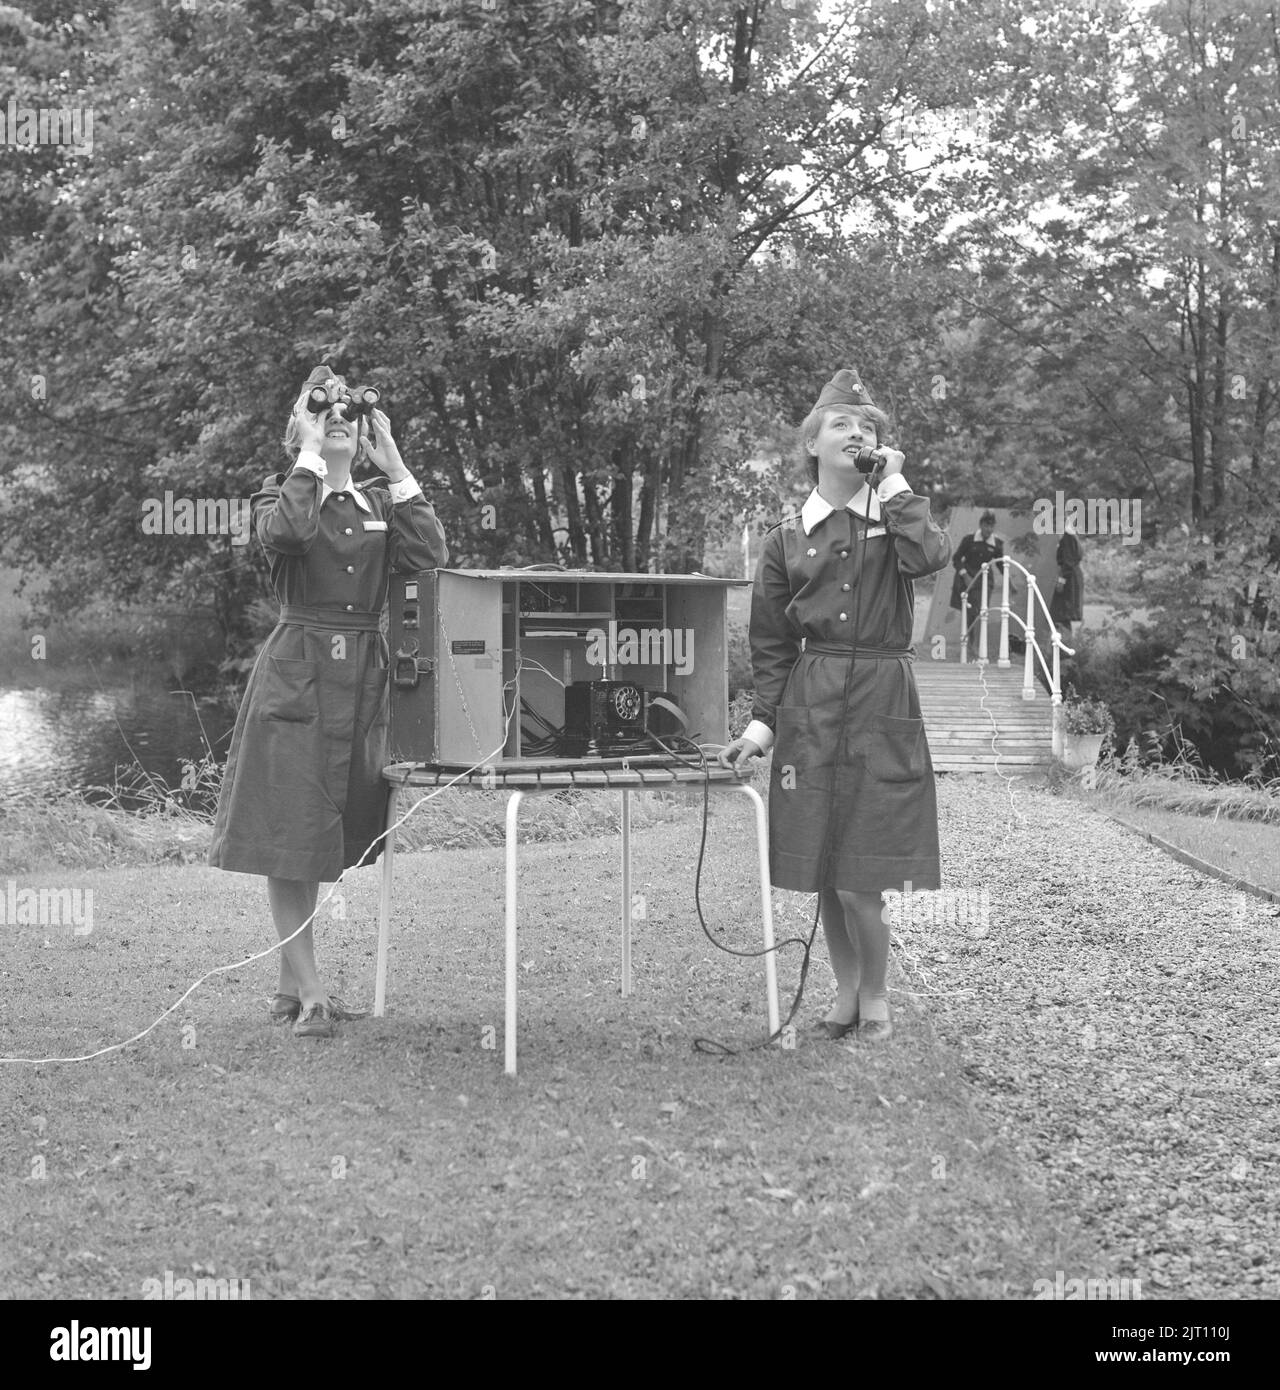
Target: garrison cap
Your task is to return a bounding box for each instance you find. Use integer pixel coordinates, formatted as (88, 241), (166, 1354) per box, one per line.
(812, 368), (875, 413)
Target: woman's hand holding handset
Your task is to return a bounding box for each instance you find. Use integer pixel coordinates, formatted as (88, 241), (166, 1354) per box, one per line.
(873, 447), (905, 479)
(717, 737), (763, 769)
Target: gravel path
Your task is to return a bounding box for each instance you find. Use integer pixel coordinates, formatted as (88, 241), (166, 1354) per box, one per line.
(896, 776), (1280, 1300)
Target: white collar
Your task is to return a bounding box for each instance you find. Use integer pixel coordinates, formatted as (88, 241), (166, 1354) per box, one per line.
(800, 486), (881, 535)
(322, 480), (371, 513)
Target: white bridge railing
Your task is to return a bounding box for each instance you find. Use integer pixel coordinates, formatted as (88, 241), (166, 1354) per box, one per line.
(959, 557), (1076, 758)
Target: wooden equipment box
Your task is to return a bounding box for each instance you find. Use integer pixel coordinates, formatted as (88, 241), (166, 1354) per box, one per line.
(387, 569), (747, 767)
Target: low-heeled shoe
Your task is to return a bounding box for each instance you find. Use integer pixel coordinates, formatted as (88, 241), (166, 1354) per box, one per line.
(270, 993), (301, 1024)
(807, 1007), (860, 1041)
(857, 1016), (894, 1044)
(293, 1002), (335, 1039)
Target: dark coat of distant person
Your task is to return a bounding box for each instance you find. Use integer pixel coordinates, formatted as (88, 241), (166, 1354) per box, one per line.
(949, 525), (1004, 615)
(1050, 530), (1084, 626)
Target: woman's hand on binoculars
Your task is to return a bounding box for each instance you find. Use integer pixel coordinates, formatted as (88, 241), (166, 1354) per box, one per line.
(361, 407), (408, 480)
(293, 389), (327, 454)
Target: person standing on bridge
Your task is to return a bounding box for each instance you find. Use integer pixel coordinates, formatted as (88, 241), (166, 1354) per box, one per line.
(1050, 517), (1084, 634)
(719, 368), (951, 1044)
(949, 509), (1004, 653)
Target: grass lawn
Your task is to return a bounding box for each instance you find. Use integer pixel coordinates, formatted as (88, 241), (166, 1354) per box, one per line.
(1100, 802), (1280, 897)
(0, 797), (1095, 1301)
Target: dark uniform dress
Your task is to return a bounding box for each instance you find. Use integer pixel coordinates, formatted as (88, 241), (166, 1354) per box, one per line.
(749, 485), (952, 894)
(1049, 532), (1084, 626)
(208, 462), (448, 882)
(949, 531), (1004, 615)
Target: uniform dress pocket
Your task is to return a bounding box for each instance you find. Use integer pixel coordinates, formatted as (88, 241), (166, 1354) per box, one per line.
(866, 713), (926, 782)
(256, 657), (318, 723)
(772, 704), (833, 794)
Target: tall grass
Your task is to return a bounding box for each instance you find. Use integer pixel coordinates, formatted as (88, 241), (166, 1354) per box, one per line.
(0, 785), (213, 873)
(1089, 727), (1280, 825)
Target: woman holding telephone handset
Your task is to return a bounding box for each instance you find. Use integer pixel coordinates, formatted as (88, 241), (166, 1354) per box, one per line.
(209, 365), (448, 1038)
(720, 368), (951, 1044)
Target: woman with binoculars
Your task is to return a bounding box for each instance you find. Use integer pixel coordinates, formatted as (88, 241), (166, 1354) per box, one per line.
(209, 365), (448, 1038)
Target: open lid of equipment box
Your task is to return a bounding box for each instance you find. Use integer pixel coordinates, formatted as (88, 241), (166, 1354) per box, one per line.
(433, 570), (749, 585)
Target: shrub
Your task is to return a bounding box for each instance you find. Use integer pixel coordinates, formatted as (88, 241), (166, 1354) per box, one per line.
(1060, 683), (1115, 739)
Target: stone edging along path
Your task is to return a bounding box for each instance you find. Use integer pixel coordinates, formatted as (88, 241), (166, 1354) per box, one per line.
(1101, 809), (1280, 908)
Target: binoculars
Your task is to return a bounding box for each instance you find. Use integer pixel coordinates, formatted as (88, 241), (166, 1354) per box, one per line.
(306, 382), (381, 419)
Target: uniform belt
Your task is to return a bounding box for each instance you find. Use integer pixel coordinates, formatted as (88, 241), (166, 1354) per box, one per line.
(277, 604), (383, 632)
(804, 641), (913, 660)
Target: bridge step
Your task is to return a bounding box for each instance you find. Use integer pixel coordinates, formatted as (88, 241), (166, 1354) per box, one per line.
(913, 662), (1056, 774)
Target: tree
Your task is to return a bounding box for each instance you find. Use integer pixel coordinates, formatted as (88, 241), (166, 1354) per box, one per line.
(1, 0), (1034, 659)
(937, 0), (1280, 538)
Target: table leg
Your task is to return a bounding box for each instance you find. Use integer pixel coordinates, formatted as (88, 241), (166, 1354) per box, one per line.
(620, 787), (632, 997)
(374, 782), (401, 1018)
(737, 784), (780, 1038)
(504, 790), (524, 1077)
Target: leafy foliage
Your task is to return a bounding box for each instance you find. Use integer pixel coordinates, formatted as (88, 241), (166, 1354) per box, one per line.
(1061, 683), (1115, 739)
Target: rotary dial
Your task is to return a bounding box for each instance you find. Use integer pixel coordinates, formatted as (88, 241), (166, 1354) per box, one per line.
(612, 684), (643, 721)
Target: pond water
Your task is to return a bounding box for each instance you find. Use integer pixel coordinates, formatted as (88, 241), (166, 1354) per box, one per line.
(0, 676), (239, 809)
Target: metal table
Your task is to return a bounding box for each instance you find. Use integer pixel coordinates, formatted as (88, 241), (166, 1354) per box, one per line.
(375, 758), (780, 1075)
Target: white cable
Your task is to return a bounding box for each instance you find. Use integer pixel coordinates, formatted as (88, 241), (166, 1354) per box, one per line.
(517, 658), (566, 688)
(0, 676), (521, 1067)
(974, 658), (1026, 827)
(973, 571), (1027, 829)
